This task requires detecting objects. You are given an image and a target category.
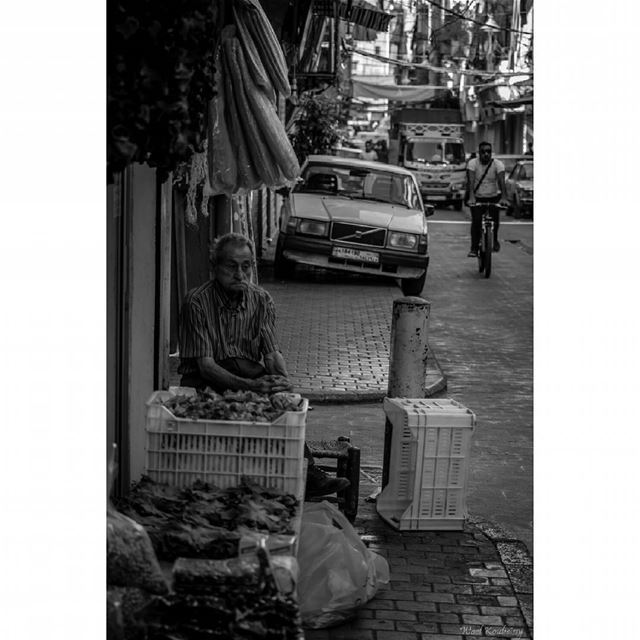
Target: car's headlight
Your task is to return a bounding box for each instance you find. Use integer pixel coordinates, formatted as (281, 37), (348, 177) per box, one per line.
(389, 232), (418, 249)
(286, 216), (300, 232)
(298, 220), (328, 236)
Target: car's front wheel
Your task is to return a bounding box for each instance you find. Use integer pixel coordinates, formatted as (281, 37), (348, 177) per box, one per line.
(273, 238), (295, 280)
(400, 271), (426, 296)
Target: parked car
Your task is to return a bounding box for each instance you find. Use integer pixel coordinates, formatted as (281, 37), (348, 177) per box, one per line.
(274, 155), (434, 296)
(505, 159), (534, 218)
(332, 145), (364, 160)
(494, 154), (529, 177)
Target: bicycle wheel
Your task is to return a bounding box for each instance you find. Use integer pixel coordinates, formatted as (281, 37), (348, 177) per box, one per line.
(477, 247), (484, 272)
(484, 229), (492, 278)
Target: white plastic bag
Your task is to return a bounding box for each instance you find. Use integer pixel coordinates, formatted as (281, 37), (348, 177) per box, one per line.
(297, 501), (389, 628)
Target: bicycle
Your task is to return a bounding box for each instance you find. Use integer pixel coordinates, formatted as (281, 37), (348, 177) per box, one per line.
(468, 202), (507, 278)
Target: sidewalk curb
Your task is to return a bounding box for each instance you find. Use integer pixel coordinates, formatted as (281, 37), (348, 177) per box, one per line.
(304, 345), (448, 404)
(468, 515), (534, 635)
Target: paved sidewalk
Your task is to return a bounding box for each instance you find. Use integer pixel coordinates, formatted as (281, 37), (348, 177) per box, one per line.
(303, 476), (533, 640)
(261, 266), (446, 402)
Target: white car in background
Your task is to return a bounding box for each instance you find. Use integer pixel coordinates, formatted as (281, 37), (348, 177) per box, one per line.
(505, 159), (534, 218)
(274, 155), (434, 296)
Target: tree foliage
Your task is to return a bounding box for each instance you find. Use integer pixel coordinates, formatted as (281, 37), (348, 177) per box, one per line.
(288, 95), (341, 163)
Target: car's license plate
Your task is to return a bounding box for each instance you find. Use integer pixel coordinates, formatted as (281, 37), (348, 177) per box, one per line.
(332, 246), (380, 264)
(429, 195), (447, 201)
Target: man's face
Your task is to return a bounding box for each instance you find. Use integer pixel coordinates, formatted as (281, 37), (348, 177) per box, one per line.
(214, 244), (253, 293)
(478, 145), (492, 165)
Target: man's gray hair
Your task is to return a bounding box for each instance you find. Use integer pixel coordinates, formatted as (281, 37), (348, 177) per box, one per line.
(210, 233), (254, 265)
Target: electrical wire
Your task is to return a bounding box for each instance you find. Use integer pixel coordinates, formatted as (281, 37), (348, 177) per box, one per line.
(421, 0), (532, 36)
(348, 43), (532, 78)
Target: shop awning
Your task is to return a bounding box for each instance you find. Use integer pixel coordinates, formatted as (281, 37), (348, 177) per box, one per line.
(313, 0), (393, 32)
(489, 95), (533, 108)
(352, 78), (439, 102)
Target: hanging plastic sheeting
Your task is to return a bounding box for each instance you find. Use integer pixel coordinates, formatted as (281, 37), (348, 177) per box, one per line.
(185, 145), (211, 226)
(205, 24), (300, 197)
(351, 79), (439, 103)
(234, 0), (291, 98)
(207, 51), (238, 195)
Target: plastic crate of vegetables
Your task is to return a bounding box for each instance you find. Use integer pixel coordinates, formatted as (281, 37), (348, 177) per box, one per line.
(145, 387), (308, 502)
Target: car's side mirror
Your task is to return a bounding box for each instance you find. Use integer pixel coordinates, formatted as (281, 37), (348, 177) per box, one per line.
(275, 186), (291, 197)
(276, 176), (304, 198)
(424, 204), (435, 217)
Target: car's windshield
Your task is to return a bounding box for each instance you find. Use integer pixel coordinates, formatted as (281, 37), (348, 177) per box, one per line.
(498, 157), (523, 174)
(406, 140), (465, 165)
(517, 162), (533, 180)
(295, 163), (422, 210)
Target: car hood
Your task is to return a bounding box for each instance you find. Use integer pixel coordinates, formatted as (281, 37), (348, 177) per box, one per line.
(292, 193), (425, 233)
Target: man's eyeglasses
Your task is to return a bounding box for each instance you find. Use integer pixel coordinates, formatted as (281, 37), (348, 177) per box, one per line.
(220, 262), (252, 275)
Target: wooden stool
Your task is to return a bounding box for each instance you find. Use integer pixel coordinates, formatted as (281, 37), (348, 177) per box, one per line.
(306, 436), (360, 522)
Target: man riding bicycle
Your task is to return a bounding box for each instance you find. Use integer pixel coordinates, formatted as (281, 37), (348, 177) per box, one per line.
(466, 142), (509, 257)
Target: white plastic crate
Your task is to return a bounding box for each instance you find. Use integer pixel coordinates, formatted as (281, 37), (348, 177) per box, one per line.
(145, 388), (308, 508)
(376, 398), (475, 531)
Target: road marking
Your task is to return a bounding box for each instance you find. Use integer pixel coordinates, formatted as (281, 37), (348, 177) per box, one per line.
(429, 220), (533, 225)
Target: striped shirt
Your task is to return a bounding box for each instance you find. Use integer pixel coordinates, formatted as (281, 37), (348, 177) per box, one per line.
(178, 279), (280, 376)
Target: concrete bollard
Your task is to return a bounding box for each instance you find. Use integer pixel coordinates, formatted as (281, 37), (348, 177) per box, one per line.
(382, 296), (431, 489)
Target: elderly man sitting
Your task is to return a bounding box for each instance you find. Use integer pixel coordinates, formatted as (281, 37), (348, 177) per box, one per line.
(178, 232), (349, 499)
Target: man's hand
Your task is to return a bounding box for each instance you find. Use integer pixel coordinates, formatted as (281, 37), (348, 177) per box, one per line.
(499, 197), (509, 208)
(251, 376), (274, 394)
(265, 374), (294, 392)
(467, 197), (476, 207)
(251, 375), (294, 394)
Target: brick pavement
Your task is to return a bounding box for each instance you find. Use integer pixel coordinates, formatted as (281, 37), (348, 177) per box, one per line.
(303, 477), (533, 640)
(261, 266), (445, 401)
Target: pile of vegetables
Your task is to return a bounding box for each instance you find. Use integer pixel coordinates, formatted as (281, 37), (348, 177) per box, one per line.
(160, 389), (303, 423)
(116, 476), (299, 561)
(145, 549), (302, 639)
(108, 473), (303, 639)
